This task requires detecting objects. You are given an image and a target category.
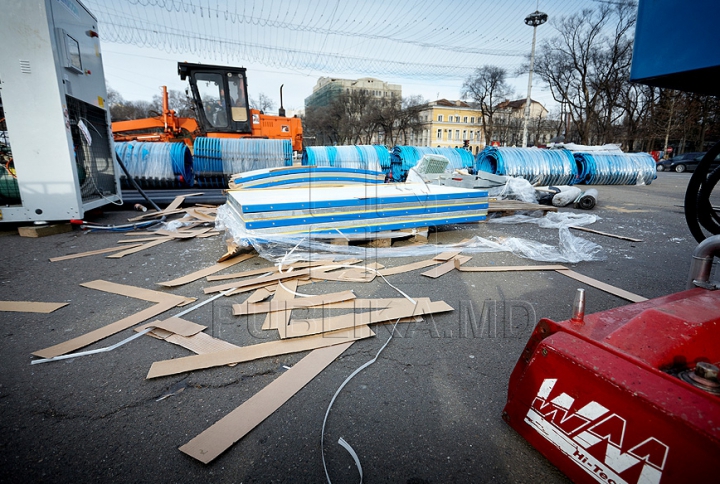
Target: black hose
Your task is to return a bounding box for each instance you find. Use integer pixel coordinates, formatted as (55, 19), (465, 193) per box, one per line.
(114, 152), (163, 212)
(684, 140), (720, 242)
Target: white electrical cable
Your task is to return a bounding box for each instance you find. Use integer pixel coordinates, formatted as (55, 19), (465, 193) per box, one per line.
(321, 317), (402, 484)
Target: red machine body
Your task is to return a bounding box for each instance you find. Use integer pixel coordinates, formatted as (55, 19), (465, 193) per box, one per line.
(503, 287), (720, 484)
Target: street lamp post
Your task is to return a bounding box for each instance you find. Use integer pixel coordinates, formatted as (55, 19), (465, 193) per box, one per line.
(521, 10), (548, 148)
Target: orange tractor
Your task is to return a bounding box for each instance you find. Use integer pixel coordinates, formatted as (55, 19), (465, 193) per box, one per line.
(111, 62), (303, 152)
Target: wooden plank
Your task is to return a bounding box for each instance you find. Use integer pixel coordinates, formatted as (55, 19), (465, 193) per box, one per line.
(421, 255), (471, 278)
(49, 244), (143, 262)
(18, 223), (72, 238)
(178, 342), (354, 464)
(569, 226), (643, 243)
(0, 301), (68, 313)
(555, 269), (648, 303)
(157, 253), (255, 287)
(147, 326), (372, 379)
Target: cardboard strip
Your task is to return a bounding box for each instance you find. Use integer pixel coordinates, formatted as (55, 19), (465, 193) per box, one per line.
(49, 244), (143, 262)
(117, 237), (167, 243)
(157, 253), (255, 287)
(154, 227), (212, 239)
(206, 260), (335, 282)
(80, 280), (189, 304)
(377, 259), (440, 276)
(32, 298), (178, 359)
(260, 298), (398, 330)
(421, 255), (471, 278)
(141, 317), (207, 337)
(147, 326), (372, 379)
(179, 342), (354, 464)
(261, 279), (298, 330)
(164, 332), (241, 355)
(455, 263), (568, 272)
(569, 226), (643, 243)
(204, 269), (312, 294)
(233, 290), (356, 316)
(106, 238), (171, 258)
(0, 301), (68, 313)
(279, 299), (453, 339)
(555, 269), (648, 303)
(434, 250), (462, 261)
(246, 287), (275, 304)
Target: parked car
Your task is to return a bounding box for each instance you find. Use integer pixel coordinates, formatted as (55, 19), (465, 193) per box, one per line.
(656, 152), (720, 172)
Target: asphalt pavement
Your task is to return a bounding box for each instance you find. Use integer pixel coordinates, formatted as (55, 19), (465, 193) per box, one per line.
(0, 172), (703, 483)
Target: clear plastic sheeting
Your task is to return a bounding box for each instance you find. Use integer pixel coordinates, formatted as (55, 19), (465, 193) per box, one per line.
(114, 141), (193, 187)
(475, 147), (577, 186)
(390, 146), (475, 181)
(216, 205), (605, 264)
(573, 151), (657, 185)
(302, 145), (388, 172)
(193, 137), (292, 187)
(488, 176), (538, 203)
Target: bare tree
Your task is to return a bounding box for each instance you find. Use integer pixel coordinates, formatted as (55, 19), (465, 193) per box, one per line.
(152, 89), (195, 118)
(532, 2), (636, 144)
(249, 93), (276, 113)
(461, 65), (512, 145)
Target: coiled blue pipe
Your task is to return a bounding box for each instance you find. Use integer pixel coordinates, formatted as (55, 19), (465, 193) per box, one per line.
(475, 147), (577, 186)
(573, 152), (657, 185)
(301, 145), (388, 172)
(192, 138), (292, 186)
(114, 141), (193, 187)
(390, 146), (474, 181)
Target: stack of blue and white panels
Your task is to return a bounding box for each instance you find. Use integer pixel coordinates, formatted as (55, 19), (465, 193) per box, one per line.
(229, 166), (385, 189)
(225, 183), (489, 237)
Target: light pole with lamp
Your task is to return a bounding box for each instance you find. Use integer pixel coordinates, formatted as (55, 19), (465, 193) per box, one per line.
(521, 10), (548, 147)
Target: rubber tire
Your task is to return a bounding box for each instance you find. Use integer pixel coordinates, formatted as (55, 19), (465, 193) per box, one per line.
(656, 164), (664, 172)
(675, 164), (686, 173)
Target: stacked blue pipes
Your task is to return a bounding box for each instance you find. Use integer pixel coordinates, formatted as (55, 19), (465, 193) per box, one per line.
(475, 147), (657, 186)
(390, 146), (475, 181)
(475, 147), (576, 186)
(193, 138), (293, 187)
(573, 152), (656, 185)
(114, 141), (193, 188)
(302, 145), (388, 173)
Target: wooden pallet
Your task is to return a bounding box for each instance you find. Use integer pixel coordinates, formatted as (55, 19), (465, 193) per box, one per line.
(488, 200), (558, 217)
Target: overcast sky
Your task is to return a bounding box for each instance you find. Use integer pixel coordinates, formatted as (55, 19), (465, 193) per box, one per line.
(83, 0), (607, 113)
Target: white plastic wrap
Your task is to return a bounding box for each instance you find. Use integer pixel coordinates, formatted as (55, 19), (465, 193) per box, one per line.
(489, 176), (538, 203)
(216, 204), (605, 264)
(552, 186), (582, 206)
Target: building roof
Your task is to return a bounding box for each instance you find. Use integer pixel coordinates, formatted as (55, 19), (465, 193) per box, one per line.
(496, 98), (542, 110)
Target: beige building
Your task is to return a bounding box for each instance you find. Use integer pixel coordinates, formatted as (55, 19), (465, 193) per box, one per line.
(494, 98), (552, 147)
(409, 99), (486, 154)
(305, 76), (402, 108)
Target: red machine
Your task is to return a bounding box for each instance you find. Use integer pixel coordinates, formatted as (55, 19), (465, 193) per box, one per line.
(503, 264), (720, 483)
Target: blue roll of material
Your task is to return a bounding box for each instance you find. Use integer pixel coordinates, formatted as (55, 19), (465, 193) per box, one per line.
(573, 152), (657, 185)
(114, 141), (193, 187)
(475, 147), (577, 186)
(302, 145), (387, 172)
(390, 146), (474, 181)
(193, 137), (292, 186)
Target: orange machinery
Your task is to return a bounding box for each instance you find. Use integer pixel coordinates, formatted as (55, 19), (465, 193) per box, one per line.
(111, 62), (303, 152)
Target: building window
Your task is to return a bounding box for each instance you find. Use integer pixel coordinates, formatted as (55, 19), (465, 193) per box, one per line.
(471, 116), (475, 123)
(455, 129), (460, 140)
(455, 116), (460, 122)
(437, 129), (442, 140)
(447, 130), (452, 140)
(463, 116), (468, 123)
(469, 130), (473, 140)
(463, 130), (467, 140)
(437, 115), (443, 122)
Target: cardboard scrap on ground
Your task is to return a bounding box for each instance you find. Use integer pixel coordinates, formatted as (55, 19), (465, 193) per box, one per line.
(556, 269), (648, 303)
(260, 298), (401, 330)
(421, 255), (471, 278)
(32, 281), (190, 359)
(279, 298), (453, 339)
(178, 342), (354, 464)
(454, 261), (568, 272)
(147, 325), (373, 379)
(49, 244), (144, 262)
(157, 253), (255, 287)
(0, 301), (68, 313)
(233, 290), (356, 316)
